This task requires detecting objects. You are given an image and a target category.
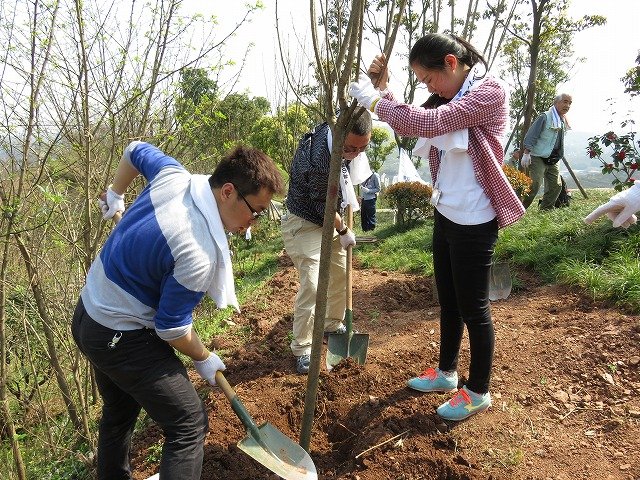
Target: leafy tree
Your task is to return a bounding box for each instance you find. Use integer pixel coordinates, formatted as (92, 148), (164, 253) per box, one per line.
(179, 67), (218, 105)
(503, 0), (605, 157)
(367, 126), (396, 172)
(249, 103), (315, 172)
(215, 93), (271, 150)
(174, 67), (272, 169)
(502, 28), (569, 150)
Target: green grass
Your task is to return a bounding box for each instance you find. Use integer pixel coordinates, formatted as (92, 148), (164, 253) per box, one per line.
(1, 423), (94, 480)
(354, 189), (640, 313)
(499, 190), (640, 311)
(356, 221), (434, 275)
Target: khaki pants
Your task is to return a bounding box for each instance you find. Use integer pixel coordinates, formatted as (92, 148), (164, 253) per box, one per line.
(281, 213), (346, 356)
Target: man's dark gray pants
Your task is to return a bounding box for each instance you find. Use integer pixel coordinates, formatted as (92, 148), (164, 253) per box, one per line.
(72, 300), (208, 480)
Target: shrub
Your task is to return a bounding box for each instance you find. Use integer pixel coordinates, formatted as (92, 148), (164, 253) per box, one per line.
(587, 130), (639, 191)
(385, 181), (433, 226)
(503, 164), (532, 200)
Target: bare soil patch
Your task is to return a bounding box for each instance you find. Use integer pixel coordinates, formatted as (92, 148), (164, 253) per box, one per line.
(132, 251), (640, 480)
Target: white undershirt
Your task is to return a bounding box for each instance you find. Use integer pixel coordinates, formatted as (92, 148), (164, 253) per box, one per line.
(435, 149), (496, 225)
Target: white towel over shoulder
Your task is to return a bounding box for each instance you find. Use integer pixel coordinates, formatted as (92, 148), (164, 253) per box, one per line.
(413, 62), (487, 158)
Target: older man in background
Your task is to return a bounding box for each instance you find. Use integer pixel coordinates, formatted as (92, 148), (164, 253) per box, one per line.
(520, 93), (572, 209)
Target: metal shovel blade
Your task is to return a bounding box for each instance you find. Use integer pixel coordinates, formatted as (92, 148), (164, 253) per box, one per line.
(326, 311), (369, 370)
(215, 371), (317, 480)
(238, 422), (317, 480)
(488, 261), (512, 301)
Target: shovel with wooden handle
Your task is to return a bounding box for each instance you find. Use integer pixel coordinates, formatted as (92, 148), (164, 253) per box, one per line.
(215, 371), (317, 480)
(326, 204), (370, 370)
(104, 200), (317, 480)
(143, 375), (318, 480)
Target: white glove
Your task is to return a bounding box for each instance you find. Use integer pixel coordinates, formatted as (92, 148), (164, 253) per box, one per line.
(521, 153), (531, 169)
(603, 211), (637, 229)
(584, 182), (640, 228)
(348, 75), (382, 112)
(193, 352), (226, 386)
(99, 185), (125, 220)
(339, 228), (357, 249)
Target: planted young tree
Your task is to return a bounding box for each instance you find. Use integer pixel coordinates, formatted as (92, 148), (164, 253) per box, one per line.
(274, 0), (407, 450)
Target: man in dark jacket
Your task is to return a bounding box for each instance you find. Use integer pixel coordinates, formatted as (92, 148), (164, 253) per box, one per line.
(282, 109), (371, 373)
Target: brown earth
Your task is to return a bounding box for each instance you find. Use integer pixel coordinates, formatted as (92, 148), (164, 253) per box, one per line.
(131, 251), (640, 480)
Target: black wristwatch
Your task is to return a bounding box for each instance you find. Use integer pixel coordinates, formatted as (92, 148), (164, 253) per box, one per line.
(337, 227), (348, 235)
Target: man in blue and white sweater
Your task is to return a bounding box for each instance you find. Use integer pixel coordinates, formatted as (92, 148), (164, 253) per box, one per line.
(72, 141), (283, 480)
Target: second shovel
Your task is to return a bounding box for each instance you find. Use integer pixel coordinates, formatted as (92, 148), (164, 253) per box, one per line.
(326, 205), (369, 370)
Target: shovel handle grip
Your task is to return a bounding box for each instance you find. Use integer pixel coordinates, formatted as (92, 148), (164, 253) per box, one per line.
(215, 370), (235, 401)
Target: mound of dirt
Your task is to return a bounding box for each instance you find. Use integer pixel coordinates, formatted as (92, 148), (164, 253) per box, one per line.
(131, 254), (640, 479)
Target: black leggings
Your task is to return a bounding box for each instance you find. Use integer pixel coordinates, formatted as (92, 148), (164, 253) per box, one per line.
(432, 210), (498, 394)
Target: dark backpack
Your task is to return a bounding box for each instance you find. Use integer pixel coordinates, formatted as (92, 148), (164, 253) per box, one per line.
(554, 175), (571, 208)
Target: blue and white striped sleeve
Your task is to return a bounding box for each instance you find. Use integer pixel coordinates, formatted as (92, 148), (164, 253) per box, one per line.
(126, 142), (184, 182)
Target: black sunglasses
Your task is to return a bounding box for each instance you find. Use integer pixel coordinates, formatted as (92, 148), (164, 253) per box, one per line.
(233, 184), (268, 219)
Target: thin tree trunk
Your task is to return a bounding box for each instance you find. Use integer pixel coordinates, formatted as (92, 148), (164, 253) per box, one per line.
(521, 0), (548, 146)
(0, 240), (27, 479)
(450, 0), (455, 34)
(15, 235), (87, 436)
(504, 110), (523, 154)
(20, 313), (55, 449)
(299, 0), (406, 451)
